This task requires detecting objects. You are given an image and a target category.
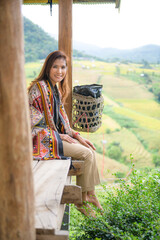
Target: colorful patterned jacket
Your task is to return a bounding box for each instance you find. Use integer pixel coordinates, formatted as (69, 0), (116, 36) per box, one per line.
(28, 80), (72, 160)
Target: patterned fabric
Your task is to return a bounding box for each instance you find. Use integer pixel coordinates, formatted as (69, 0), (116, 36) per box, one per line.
(28, 80), (72, 160)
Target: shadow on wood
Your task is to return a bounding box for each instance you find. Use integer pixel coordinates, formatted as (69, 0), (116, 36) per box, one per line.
(68, 160), (84, 176)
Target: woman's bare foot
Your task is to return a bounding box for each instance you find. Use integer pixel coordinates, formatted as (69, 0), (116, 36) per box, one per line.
(87, 193), (103, 212)
(75, 202), (96, 218)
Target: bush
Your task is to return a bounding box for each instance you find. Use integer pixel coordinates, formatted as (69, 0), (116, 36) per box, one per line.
(70, 168), (160, 239)
(107, 142), (123, 161)
(153, 154), (160, 167)
(107, 145), (122, 160)
(94, 143), (103, 155)
(152, 83), (160, 101)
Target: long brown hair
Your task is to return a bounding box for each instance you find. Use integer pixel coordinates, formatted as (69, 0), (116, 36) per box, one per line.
(28, 50), (69, 103)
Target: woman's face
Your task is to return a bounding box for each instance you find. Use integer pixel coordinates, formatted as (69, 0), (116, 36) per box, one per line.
(49, 58), (67, 86)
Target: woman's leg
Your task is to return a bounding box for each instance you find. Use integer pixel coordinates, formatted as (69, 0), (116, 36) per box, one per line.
(63, 140), (101, 216)
(87, 190), (103, 211)
(86, 148), (103, 211)
(63, 140), (100, 192)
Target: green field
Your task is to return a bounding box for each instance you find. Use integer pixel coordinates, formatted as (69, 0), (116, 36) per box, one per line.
(25, 59), (160, 179)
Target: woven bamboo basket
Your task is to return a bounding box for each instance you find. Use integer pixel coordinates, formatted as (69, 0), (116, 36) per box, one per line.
(72, 92), (104, 133)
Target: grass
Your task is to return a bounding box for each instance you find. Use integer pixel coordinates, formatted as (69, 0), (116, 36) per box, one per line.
(132, 128), (160, 152)
(117, 99), (160, 119)
(81, 129), (153, 170)
(113, 106), (160, 131)
(25, 61), (42, 86)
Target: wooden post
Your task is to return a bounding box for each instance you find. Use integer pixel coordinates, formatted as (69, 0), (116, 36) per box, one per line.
(0, 0), (35, 239)
(59, 0), (73, 124)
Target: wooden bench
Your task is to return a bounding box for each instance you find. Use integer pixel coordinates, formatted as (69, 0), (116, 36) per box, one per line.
(32, 159), (84, 240)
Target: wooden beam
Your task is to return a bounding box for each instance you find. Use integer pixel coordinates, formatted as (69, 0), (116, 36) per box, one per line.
(36, 229), (55, 235)
(68, 160), (84, 176)
(36, 230), (69, 240)
(116, 0), (121, 8)
(23, 0), (118, 4)
(61, 185), (82, 204)
(59, 0), (73, 124)
(0, 0), (35, 239)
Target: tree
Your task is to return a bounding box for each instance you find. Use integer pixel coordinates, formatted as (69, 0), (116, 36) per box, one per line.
(152, 83), (160, 101)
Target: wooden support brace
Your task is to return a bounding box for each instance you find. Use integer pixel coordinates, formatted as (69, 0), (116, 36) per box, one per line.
(68, 160), (84, 176)
(61, 185), (82, 204)
(36, 229), (55, 235)
(36, 230), (69, 240)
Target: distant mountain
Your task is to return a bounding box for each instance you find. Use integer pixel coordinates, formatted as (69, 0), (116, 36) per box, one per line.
(24, 17), (160, 63)
(74, 41), (160, 63)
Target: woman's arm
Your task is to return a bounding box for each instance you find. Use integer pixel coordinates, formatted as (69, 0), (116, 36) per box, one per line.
(59, 133), (77, 144)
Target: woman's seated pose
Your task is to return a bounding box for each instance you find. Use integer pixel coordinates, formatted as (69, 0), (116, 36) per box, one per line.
(28, 50), (103, 217)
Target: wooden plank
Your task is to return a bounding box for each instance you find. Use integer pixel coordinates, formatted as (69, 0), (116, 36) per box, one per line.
(56, 176), (71, 229)
(33, 160), (71, 230)
(36, 230), (69, 240)
(33, 160), (39, 169)
(0, 0), (35, 239)
(68, 160), (84, 176)
(36, 229), (55, 235)
(61, 185), (82, 204)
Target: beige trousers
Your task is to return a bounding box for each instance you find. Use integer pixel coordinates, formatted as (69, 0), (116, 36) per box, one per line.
(62, 140), (100, 192)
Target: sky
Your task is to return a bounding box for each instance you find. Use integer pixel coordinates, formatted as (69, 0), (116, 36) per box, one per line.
(22, 0), (160, 50)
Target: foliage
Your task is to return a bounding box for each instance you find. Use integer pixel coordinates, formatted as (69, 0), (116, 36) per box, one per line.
(70, 168), (160, 239)
(115, 65), (121, 77)
(152, 83), (160, 101)
(24, 17), (58, 62)
(115, 171), (125, 178)
(103, 106), (138, 129)
(94, 143), (103, 155)
(107, 142), (123, 160)
(153, 154), (160, 167)
(140, 60), (152, 69)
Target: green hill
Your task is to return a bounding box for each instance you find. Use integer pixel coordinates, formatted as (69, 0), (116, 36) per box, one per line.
(23, 17), (99, 62)
(24, 17), (58, 62)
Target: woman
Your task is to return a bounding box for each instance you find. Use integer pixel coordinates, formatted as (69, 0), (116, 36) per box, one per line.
(28, 50), (102, 217)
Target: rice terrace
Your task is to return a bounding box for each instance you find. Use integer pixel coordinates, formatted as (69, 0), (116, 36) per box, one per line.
(25, 59), (160, 179)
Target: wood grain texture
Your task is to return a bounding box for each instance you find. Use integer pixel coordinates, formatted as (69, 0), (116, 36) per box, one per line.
(36, 229), (68, 240)
(59, 0), (72, 124)
(36, 230), (69, 240)
(0, 0), (35, 239)
(61, 185), (82, 204)
(68, 160), (84, 176)
(32, 160), (71, 230)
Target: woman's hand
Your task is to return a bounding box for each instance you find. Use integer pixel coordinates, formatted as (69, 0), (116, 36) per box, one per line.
(76, 135), (96, 150)
(59, 134), (77, 144)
